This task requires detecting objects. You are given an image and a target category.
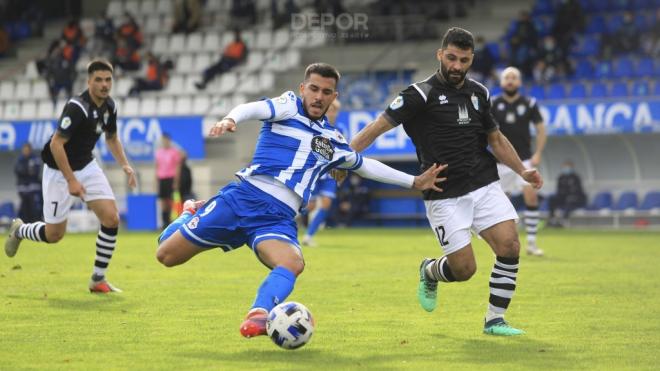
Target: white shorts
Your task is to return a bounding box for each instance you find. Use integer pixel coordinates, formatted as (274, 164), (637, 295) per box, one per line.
(497, 159), (532, 194)
(424, 181), (519, 255)
(42, 159), (115, 224)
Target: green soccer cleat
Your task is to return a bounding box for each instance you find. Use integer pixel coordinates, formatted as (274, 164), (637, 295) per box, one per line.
(417, 258), (438, 312)
(483, 318), (525, 336)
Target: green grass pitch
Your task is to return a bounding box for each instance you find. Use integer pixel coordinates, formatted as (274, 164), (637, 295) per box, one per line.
(1, 228), (659, 370)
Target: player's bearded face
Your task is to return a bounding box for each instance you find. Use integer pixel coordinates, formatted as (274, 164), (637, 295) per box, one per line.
(300, 74), (339, 120)
(438, 45), (473, 86)
(501, 73), (521, 96)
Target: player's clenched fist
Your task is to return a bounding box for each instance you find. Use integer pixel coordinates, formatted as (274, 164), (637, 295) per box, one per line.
(209, 118), (237, 137)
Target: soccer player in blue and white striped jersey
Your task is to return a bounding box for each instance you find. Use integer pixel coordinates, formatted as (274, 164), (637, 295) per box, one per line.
(155, 63), (447, 338)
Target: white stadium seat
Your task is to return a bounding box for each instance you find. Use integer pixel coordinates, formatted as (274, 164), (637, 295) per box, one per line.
(80, 18), (95, 39)
(156, 0), (173, 16)
(106, 0), (123, 17)
(32, 80), (50, 99)
(156, 96), (175, 115)
(36, 100), (55, 119)
(0, 81), (15, 101)
(240, 51), (264, 72)
(186, 33), (204, 52)
(254, 30), (272, 50)
(208, 95), (231, 116)
(236, 73), (259, 94)
(4, 102), (20, 120)
(0, 102), (4, 118)
(144, 15), (161, 35)
(217, 72), (238, 94)
(192, 95), (211, 115)
(124, 1), (139, 15)
(259, 71), (275, 91)
(140, 97), (158, 116)
(140, 0), (156, 15)
(203, 32), (221, 52)
(164, 75), (184, 96)
(24, 60), (40, 79)
(115, 77), (133, 98)
(183, 75), (198, 94)
(272, 29), (290, 49)
(151, 35), (169, 55)
(193, 53), (212, 73)
(123, 97), (140, 117)
(174, 96), (192, 115)
(169, 34), (186, 52)
(240, 30), (255, 49)
(20, 101), (37, 120)
(176, 54), (194, 73)
(15, 81), (32, 100)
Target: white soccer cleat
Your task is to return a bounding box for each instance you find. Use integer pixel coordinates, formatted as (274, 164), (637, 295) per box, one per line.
(301, 235), (317, 247)
(4, 218), (24, 258)
(526, 243), (544, 257)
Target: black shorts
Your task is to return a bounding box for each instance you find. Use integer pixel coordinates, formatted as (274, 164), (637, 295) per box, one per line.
(158, 178), (174, 199)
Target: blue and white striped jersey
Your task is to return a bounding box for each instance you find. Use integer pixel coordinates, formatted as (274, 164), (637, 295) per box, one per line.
(236, 91), (362, 206)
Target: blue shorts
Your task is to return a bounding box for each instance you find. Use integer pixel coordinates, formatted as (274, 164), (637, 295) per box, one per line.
(312, 178), (337, 199)
(179, 181), (300, 252)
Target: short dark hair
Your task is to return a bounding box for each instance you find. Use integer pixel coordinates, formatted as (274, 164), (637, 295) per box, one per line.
(304, 63), (341, 84)
(441, 27), (475, 51)
(87, 59), (114, 75)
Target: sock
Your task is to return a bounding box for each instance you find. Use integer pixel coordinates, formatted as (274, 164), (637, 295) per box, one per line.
(486, 256), (519, 322)
(93, 225), (118, 280)
(251, 266), (297, 313)
(16, 222), (48, 243)
(306, 209), (328, 238)
(158, 211), (194, 244)
(425, 256), (456, 283)
(161, 210), (171, 228)
(524, 206), (539, 246)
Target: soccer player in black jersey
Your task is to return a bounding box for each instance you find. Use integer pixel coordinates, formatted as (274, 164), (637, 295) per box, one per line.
(491, 67), (546, 256)
(351, 28), (543, 336)
(4, 60), (137, 293)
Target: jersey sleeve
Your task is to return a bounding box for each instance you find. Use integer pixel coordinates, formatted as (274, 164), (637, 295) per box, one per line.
(265, 91), (298, 121)
(105, 98), (118, 135)
(481, 89), (499, 132)
(529, 98), (543, 125)
(383, 84), (426, 126)
(56, 101), (87, 138)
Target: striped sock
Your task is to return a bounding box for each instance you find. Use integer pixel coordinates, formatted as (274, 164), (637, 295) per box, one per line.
(486, 256), (519, 322)
(16, 222), (48, 243)
(93, 225), (118, 280)
(425, 256), (456, 283)
(524, 206), (540, 245)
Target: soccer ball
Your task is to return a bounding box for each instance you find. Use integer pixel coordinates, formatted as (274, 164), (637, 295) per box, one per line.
(267, 302), (315, 350)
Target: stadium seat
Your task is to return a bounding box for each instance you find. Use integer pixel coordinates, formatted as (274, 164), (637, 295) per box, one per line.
(236, 73), (260, 94)
(0, 202), (16, 220)
(139, 0), (156, 16)
(239, 30), (255, 50)
(259, 71), (275, 91)
(594, 61), (613, 79)
(490, 86), (502, 97)
(152, 35), (169, 55)
(106, 0), (123, 17)
(590, 82), (608, 98)
(144, 15), (161, 35)
(186, 33), (204, 52)
(636, 58), (654, 77)
(607, 13), (625, 33)
(124, 1), (139, 16)
(3, 102), (20, 119)
(532, 0), (554, 16)
(240, 51), (264, 72)
(254, 30), (272, 50)
(613, 57), (635, 79)
(23, 60), (39, 79)
(176, 54), (194, 73)
(573, 58), (594, 79)
(156, 96), (175, 116)
(585, 14), (607, 34)
(31, 80), (49, 100)
(547, 83), (566, 99)
(115, 77), (133, 98)
(614, 191), (638, 211)
(140, 97), (158, 116)
(192, 95), (211, 115)
(568, 82), (587, 98)
(572, 35), (600, 57)
(587, 191), (613, 211)
(654, 82), (660, 96)
(156, 0), (173, 16)
(174, 96), (192, 115)
(639, 191), (660, 210)
(217, 72), (238, 94)
(208, 95), (232, 116)
(0, 103), (4, 118)
(19, 101), (37, 120)
(123, 98), (140, 117)
(164, 75), (184, 96)
(203, 33), (221, 53)
(14, 81), (31, 100)
(272, 29), (291, 49)
(528, 84), (545, 100)
(634, 13), (650, 30)
(36, 100), (54, 119)
(169, 34), (186, 52)
(632, 81), (650, 96)
(193, 53), (212, 73)
(610, 82), (629, 97)
(182, 75), (197, 94)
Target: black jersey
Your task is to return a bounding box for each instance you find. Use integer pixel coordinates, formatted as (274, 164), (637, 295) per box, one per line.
(490, 95), (543, 161)
(42, 90), (117, 171)
(384, 71), (500, 200)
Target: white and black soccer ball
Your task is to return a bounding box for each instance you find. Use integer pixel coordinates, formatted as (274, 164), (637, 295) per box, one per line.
(267, 302), (315, 350)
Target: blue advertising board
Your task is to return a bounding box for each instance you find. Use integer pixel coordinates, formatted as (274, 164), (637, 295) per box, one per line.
(0, 116), (205, 161)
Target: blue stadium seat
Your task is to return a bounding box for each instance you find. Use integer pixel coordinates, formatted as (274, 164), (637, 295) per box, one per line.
(568, 82), (587, 98)
(632, 80), (650, 96)
(654, 82), (660, 96)
(485, 42), (501, 61)
(528, 84), (545, 100)
(590, 82), (608, 98)
(573, 58), (594, 78)
(633, 0), (653, 9)
(587, 191), (613, 211)
(572, 36), (600, 57)
(636, 58), (654, 77)
(634, 13), (650, 30)
(614, 191), (638, 211)
(532, 0), (555, 16)
(639, 192), (660, 210)
(546, 83), (566, 99)
(607, 13), (625, 33)
(610, 82), (629, 97)
(613, 57), (635, 79)
(594, 61), (613, 79)
(585, 14), (607, 34)
(610, 0), (632, 10)
(490, 86), (502, 97)
(0, 202), (16, 219)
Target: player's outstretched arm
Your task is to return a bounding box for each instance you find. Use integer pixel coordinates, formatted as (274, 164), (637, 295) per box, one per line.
(350, 113), (396, 153)
(106, 133), (137, 188)
(488, 129), (543, 189)
(209, 93), (298, 137)
(348, 156), (447, 192)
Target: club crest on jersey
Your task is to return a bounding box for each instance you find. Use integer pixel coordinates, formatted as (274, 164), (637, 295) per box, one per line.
(60, 116), (72, 130)
(389, 95), (404, 110)
(439, 95), (448, 104)
(457, 104), (470, 125)
(471, 94), (479, 110)
(311, 135), (335, 162)
(517, 104), (526, 116)
(187, 216), (199, 229)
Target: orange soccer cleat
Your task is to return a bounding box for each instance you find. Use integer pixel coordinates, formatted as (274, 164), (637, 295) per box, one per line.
(240, 309), (268, 338)
(89, 279), (123, 293)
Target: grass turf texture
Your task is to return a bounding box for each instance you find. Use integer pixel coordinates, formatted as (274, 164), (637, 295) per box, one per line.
(1, 228), (659, 370)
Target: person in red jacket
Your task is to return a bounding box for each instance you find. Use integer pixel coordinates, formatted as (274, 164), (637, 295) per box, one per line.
(195, 29), (247, 90)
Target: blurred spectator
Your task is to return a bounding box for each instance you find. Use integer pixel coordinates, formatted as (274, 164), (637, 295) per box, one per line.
(602, 11), (639, 58)
(155, 133), (182, 229)
(548, 160), (586, 227)
(471, 36), (496, 82)
(195, 29), (247, 90)
(172, 0), (201, 34)
(117, 12), (143, 49)
(641, 9), (660, 57)
(509, 10), (538, 76)
(113, 36), (141, 71)
(534, 36), (569, 82)
(178, 152), (194, 202)
(272, 0), (297, 29)
(14, 143), (43, 223)
(334, 174), (370, 227)
(231, 0), (257, 26)
(552, 0), (584, 56)
(0, 26), (10, 57)
(61, 19), (85, 62)
(40, 40), (75, 105)
(91, 14), (116, 58)
(129, 53), (173, 96)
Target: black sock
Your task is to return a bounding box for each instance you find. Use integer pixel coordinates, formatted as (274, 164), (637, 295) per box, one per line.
(426, 256), (456, 282)
(16, 222), (49, 243)
(92, 225), (118, 280)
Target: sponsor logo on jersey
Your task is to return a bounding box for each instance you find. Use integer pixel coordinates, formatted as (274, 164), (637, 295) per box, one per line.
(60, 116), (72, 130)
(389, 95), (404, 110)
(517, 104), (526, 116)
(311, 135), (335, 161)
(439, 95), (448, 105)
(471, 94), (479, 110)
(457, 104), (470, 125)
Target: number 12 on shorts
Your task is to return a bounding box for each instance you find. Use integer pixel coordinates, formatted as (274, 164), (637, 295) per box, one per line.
(434, 225), (449, 246)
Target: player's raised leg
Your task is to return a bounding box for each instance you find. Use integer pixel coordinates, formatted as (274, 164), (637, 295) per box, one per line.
(419, 243), (476, 312)
(479, 220), (524, 336)
(87, 199), (122, 293)
(522, 185), (543, 256)
(241, 239), (304, 338)
(156, 199), (207, 266)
